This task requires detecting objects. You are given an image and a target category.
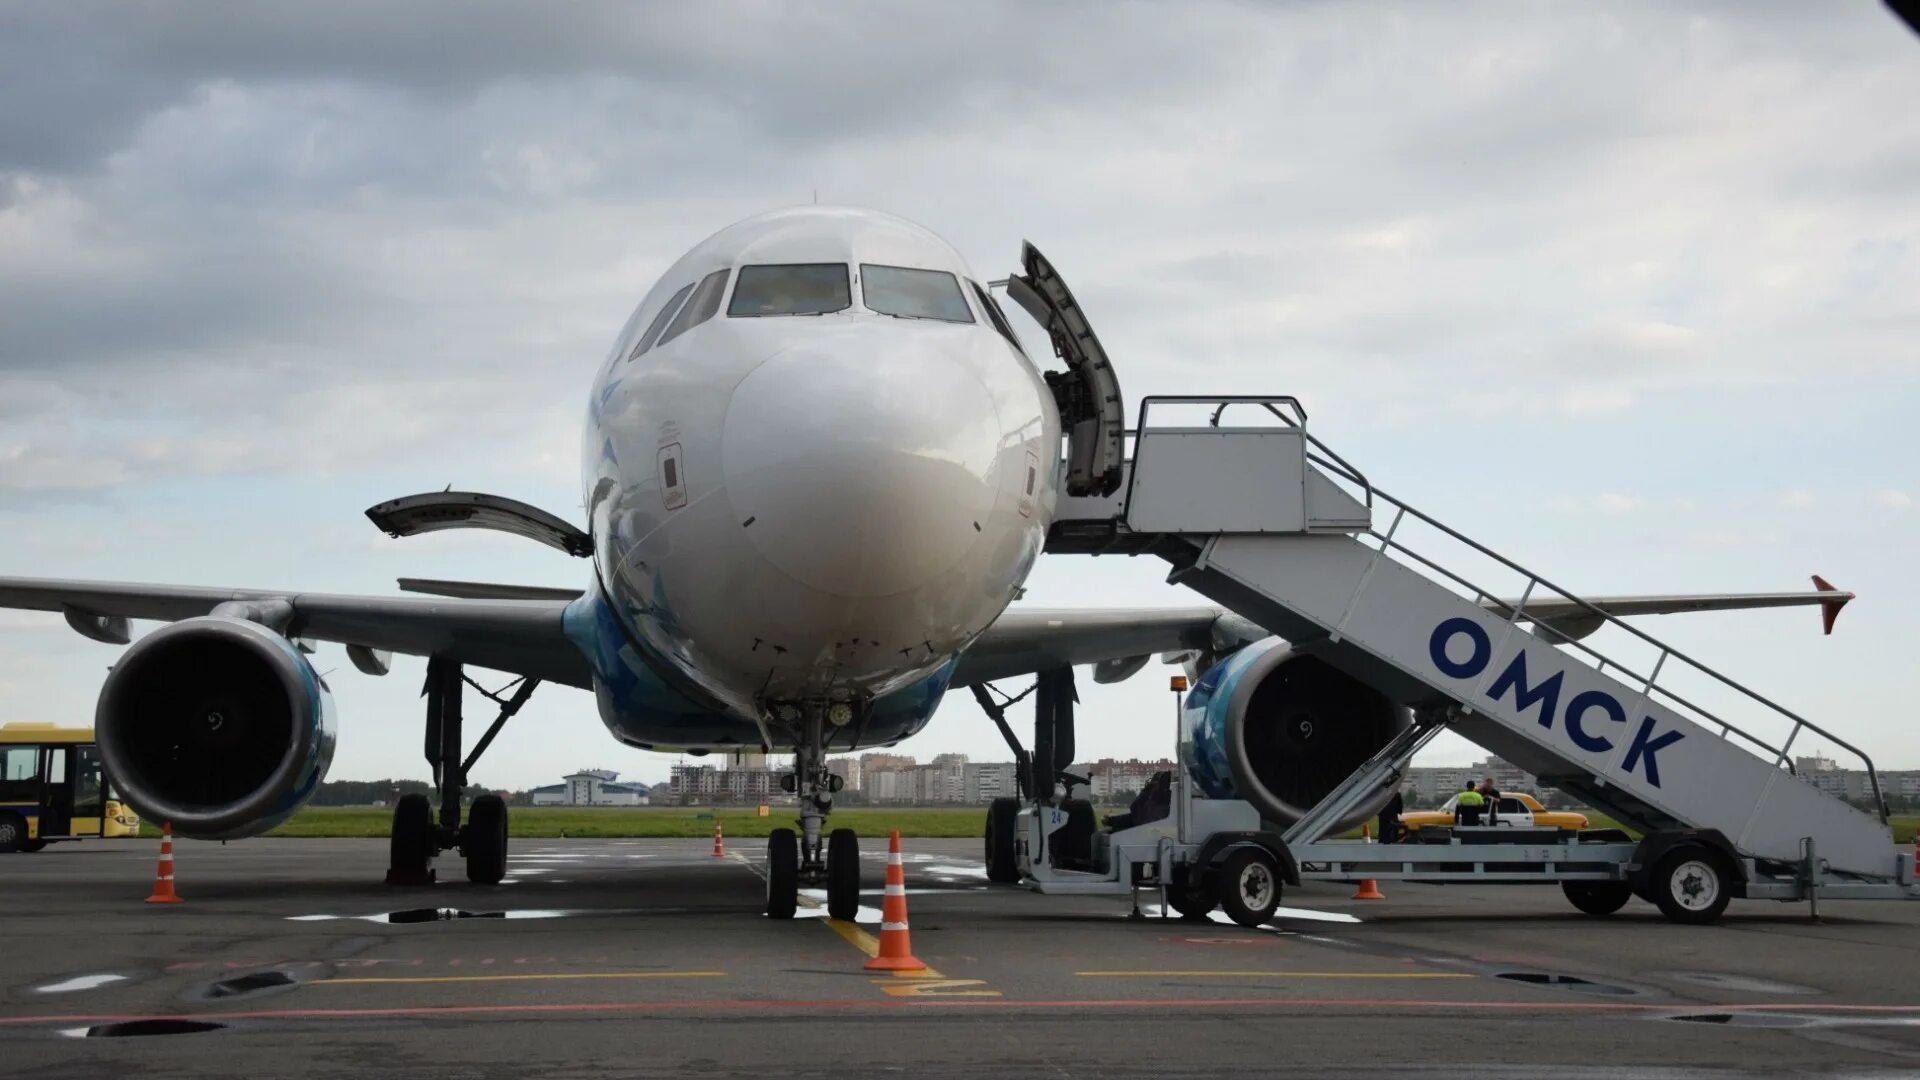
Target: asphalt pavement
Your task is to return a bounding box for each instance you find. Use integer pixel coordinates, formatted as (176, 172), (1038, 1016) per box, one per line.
(3, 835), (1919, 1078)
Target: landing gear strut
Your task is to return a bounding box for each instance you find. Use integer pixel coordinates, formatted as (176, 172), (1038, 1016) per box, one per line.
(766, 701), (857, 920)
(385, 656), (540, 887)
(972, 668), (1091, 878)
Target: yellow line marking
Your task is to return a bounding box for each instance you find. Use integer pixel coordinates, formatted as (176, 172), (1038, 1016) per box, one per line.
(823, 918), (883, 959)
(738, 845), (1000, 998)
(1075, 971), (1475, 979)
(322, 972), (726, 985)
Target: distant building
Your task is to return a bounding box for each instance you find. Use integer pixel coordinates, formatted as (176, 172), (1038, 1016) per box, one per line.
(1084, 758), (1176, 799)
(965, 761), (1020, 803)
(1402, 758), (1536, 806)
(669, 761), (786, 804)
(530, 769), (649, 806)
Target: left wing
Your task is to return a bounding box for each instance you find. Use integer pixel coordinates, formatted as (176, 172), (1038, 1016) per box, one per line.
(1490, 576), (1854, 642)
(0, 577), (591, 687)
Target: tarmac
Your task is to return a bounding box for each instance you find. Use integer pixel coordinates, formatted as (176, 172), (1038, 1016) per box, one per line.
(4, 835), (1920, 1078)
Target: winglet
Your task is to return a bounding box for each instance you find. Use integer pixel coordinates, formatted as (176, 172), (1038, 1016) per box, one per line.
(1811, 575), (1853, 635)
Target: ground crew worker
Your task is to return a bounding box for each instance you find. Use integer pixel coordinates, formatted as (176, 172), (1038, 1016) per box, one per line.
(1477, 777), (1501, 823)
(1455, 781), (1485, 825)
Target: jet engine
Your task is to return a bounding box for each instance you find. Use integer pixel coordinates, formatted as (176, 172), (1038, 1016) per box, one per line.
(1184, 638), (1409, 829)
(96, 616), (336, 840)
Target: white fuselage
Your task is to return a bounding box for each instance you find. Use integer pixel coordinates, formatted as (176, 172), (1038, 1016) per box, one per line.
(580, 207), (1059, 738)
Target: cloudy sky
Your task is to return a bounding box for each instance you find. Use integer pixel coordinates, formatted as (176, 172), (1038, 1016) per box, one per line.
(2, 2), (1916, 791)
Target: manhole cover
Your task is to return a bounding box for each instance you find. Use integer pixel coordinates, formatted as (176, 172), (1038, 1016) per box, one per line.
(84, 1020), (224, 1038)
(1495, 971), (1637, 996)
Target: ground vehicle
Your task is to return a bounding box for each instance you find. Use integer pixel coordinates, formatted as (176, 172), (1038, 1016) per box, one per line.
(1399, 792), (1588, 834)
(0, 723), (141, 852)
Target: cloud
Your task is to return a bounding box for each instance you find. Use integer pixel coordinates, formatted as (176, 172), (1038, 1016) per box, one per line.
(2, 3), (1918, 782)
(1878, 489), (1913, 510)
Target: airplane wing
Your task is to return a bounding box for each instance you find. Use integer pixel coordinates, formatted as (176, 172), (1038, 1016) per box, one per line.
(955, 579), (1852, 687)
(1489, 576), (1854, 642)
(950, 607), (1261, 687)
(0, 577), (591, 688)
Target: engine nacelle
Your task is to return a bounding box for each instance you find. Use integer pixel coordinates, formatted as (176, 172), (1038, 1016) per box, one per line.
(1184, 638), (1409, 829)
(96, 616), (336, 840)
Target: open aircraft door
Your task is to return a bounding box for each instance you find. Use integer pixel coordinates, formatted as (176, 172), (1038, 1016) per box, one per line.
(365, 491), (592, 557)
(1004, 243), (1126, 498)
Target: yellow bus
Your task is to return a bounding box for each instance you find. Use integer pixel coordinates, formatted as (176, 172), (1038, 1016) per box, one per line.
(0, 723), (141, 852)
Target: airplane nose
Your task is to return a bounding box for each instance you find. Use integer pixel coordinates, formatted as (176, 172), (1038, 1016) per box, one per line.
(722, 338), (1002, 599)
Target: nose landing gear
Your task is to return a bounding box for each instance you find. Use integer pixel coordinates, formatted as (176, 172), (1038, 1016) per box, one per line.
(766, 701), (860, 921)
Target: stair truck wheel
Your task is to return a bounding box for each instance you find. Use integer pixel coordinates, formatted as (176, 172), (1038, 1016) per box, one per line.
(1562, 881), (1632, 916)
(1650, 845), (1733, 925)
(1168, 865), (1216, 920)
(826, 828), (861, 921)
(388, 793), (434, 880)
(985, 797), (1020, 883)
(1216, 846), (1281, 928)
(766, 828), (800, 919)
(464, 794), (509, 885)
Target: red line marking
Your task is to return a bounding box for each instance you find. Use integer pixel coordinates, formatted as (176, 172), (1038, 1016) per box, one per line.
(6, 997), (1920, 1027)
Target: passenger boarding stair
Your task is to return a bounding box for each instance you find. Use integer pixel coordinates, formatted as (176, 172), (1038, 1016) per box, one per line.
(1048, 396), (1900, 881)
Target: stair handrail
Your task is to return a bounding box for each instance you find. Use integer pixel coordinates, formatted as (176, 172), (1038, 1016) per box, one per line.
(1362, 486), (1887, 823)
(1122, 393), (1884, 823)
(1138, 395), (1374, 509)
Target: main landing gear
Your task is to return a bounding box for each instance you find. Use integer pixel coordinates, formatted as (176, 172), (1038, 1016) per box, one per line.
(386, 656), (540, 887)
(973, 668), (1091, 882)
(765, 702), (859, 921)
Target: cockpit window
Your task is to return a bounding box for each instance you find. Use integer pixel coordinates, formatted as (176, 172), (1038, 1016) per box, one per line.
(970, 280), (1026, 356)
(728, 264), (851, 317)
(861, 264), (973, 323)
(656, 268), (730, 347)
(629, 281), (695, 361)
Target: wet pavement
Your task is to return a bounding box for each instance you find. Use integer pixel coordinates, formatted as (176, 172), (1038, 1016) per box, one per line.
(4, 836), (1920, 1077)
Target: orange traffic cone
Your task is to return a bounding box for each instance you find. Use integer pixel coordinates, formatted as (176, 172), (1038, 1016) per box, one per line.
(1352, 823), (1385, 901)
(146, 822), (183, 904)
(712, 822), (725, 858)
(864, 830), (926, 971)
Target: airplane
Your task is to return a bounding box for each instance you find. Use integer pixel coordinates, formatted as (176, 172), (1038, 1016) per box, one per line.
(0, 205), (1854, 920)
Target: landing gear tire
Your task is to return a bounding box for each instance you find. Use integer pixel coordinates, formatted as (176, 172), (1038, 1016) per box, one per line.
(1169, 867), (1216, 921)
(464, 794), (509, 885)
(985, 797), (1020, 883)
(1216, 847), (1281, 928)
(1651, 845), (1733, 925)
(0, 812), (25, 853)
(386, 793), (435, 884)
(826, 828), (860, 921)
(1562, 881), (1632, 916)
(766, 828), (800, 919)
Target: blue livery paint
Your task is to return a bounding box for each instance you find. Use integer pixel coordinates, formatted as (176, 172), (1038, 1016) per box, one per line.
(562, 584), (955, 751)
(1180, 638), (1287, 799)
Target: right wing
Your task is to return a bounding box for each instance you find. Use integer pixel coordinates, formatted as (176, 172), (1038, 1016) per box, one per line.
(0, 576), (591, 688)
